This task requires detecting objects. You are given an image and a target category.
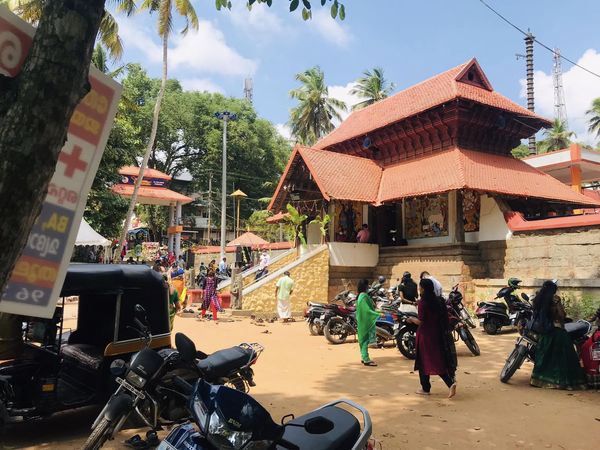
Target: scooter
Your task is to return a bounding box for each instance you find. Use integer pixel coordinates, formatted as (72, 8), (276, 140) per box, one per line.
(159, 377), (377, 450)
(475, 278), (532, 334)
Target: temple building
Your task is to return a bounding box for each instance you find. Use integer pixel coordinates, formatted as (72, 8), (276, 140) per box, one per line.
(267, 59), (600, 292)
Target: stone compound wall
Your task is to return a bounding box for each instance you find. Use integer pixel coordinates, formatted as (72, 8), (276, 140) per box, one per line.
(479, 226), (600, 280)
(241, 247), (330, 316)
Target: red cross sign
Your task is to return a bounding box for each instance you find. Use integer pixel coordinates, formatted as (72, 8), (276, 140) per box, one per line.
(58, 145), (88, 178)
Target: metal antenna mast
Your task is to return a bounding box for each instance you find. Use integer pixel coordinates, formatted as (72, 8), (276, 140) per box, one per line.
(553, 48), (568, 127)
(244, 78), (253, 104)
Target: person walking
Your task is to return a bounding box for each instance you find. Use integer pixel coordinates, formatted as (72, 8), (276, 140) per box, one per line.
(200, 270), (222, 322)
(165, 276), (181, 330)
(408, 278), (457, 398)
(529, 280), (587, 390)
(275, 271), (295, 322)
(356, 279), (381, 366)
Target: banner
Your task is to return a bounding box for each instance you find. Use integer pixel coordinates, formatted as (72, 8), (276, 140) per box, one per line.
(0, 7), (122, 318)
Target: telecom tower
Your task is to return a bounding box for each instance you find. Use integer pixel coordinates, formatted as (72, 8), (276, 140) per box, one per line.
(552, 48), (568, 127)
(243, 77), (253, 104)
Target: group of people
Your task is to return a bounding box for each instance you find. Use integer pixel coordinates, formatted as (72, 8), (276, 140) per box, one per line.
(355, 271), (458, 399)
(355, 271), (595, 397)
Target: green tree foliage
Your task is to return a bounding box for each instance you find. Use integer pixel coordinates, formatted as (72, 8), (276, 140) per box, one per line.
(586, 97), (600, 141)
(289, 66), (347, 145)
(511, 144), (530, 159)
(285, 203), (308, 246)
(114, 66), (291, 237)
(538, 119), (575, 153)
(350, 67), (395, 111)
(245, 210), (293, 242)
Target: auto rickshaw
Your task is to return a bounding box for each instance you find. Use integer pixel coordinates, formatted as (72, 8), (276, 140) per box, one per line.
(0, 264), (171, 429)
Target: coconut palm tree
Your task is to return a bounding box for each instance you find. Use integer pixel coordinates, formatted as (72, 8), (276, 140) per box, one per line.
(8, 0), (125, 59)
(586, 98), (600, 139)
(288, 66), (347, 146)
(349, 67), (395, 111)
(115, 0), (199, 261)
(538, 119), (576, 153)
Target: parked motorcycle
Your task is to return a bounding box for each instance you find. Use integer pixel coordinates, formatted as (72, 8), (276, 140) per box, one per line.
(323, 304), (394, 346)
(305, 290), (356, 336)
(393, 310), (419, 359)
(83, 308), (264, 450)
(475, 278), (532, 334)
(500, 318), (593, 383)
(447, 285), (480, 356)
(158, 377), (377, 450)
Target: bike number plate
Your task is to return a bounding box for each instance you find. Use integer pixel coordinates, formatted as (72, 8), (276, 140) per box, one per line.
(116, 377), (146, 400)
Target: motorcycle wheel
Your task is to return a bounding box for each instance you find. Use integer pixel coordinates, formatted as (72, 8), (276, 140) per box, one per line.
(500, 344), (528, 383)
(308, 320), (321, 336)
(465, 316), (476, 329)
(324, 317), (349, 345)
(82, 416), (117, 450)
(459, 327), (481, 356)
(483, 319), (499, 335)
(396, 329), (416, 359)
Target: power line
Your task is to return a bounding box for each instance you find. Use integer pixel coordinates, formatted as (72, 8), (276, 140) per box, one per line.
(478, 0), (600, 80)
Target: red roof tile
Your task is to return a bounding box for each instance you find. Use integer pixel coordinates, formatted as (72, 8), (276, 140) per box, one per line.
(314, 58), (550, 150)
(112, 184), (193, 206)
(119, 165), (172, 180)
(377, 148), (600, 206)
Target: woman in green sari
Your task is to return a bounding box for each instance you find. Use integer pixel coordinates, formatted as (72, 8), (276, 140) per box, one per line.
(356, 279), (381, 366)
(530, 280), (587, 390)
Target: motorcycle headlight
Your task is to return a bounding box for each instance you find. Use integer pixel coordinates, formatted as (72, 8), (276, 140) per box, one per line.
(207, 411), (252, 450)
(125, 371), (147, 388)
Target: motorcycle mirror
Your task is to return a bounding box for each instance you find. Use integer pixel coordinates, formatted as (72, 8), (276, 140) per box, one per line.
(110, 359), (127, 377)
(521, 293), (530, 301)
(303, 417), (334, 434)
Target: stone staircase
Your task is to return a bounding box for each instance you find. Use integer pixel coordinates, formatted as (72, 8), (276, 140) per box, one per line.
(375, 243), (486, 301)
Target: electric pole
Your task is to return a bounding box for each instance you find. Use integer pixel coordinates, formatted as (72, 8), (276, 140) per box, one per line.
(215, 111), (237, 260)
(206, 172), (212, 245)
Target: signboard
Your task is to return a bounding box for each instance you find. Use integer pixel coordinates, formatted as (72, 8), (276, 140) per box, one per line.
(0, 7), (122, 318)
(120, 175), (168, 187)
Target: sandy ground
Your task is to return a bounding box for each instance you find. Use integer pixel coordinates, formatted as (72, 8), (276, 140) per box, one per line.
(2, 312), (599, 450)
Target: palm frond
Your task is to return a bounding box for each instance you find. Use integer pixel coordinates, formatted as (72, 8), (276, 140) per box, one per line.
(99, 11), (123, 60)
(174, 0), (199, 35)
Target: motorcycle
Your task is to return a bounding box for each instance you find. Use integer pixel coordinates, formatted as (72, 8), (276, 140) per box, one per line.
(83, 309), (264, 450)
(393, 310), (419, 359)
(475, 278), (532, 335)
(446, 285), (480, 356)
(157, 377), (377, 450)
(500, 318), (593, 383)
(323, 304), (394, 346)
(305, 290), (356, 336)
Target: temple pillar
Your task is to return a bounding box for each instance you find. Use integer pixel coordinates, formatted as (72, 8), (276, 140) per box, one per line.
(570, 164), (582, 193)
(453, 190), (465, 243)
(168, 204), (175, 253)
(174, 202), (182, 259)
(328, 202), (336, 242)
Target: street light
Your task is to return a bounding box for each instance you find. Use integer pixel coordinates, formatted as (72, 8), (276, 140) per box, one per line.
(215, 111), (237, 260)
(231, 189), (247, 238)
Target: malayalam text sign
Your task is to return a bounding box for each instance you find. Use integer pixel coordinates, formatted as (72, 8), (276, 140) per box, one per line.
(0, 6), (122, 318)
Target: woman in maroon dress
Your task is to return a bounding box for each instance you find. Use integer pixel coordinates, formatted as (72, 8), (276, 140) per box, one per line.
(200, 270), (222, 322)
(408, 278), (458, 398)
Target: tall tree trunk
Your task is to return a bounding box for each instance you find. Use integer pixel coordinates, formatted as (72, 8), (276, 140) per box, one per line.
(0, 1), (105, 294)
(115, 33), (169, 261)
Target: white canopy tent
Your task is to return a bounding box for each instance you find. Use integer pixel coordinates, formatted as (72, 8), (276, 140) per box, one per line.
(76, 219), (111, 246)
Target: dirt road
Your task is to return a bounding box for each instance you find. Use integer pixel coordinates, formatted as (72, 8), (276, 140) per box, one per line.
(2, 314), (598, 449)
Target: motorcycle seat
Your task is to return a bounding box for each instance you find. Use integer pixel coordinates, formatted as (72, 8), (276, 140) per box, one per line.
(308, 302), (327, 308)
(339, 307), (355, 313)
(279, 405), (360, 450)
(565, 320), (590, 340)
(61, 344), (103, 371)
(481, 302), (507, 310)
(196, 346), (252, 379)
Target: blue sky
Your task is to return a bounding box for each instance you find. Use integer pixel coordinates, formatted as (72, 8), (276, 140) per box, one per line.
(112, 0), (600, 144)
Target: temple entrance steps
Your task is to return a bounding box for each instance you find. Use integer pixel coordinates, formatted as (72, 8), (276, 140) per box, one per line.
(375, 243), (486, 302)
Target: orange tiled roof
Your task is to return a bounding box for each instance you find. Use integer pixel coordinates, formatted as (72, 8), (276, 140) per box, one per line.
(112, 184), (193, 205)
(119, 165), (172, 180)
(377, 148), (600, 206)
(314, 58), (550, 150)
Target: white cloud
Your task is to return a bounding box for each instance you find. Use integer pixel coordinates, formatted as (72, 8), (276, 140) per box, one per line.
(229, 3), (284, 36)
(117, 16), (257, 77)
(328, 82), (360, 125)
(180, 78), (224, 93)
(520, 48), (600, 145)
(275, 123), (293, 141)
(309, 9), (352, 48)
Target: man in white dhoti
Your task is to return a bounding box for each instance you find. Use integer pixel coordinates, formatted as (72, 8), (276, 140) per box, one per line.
(275, 271), (294, 322)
